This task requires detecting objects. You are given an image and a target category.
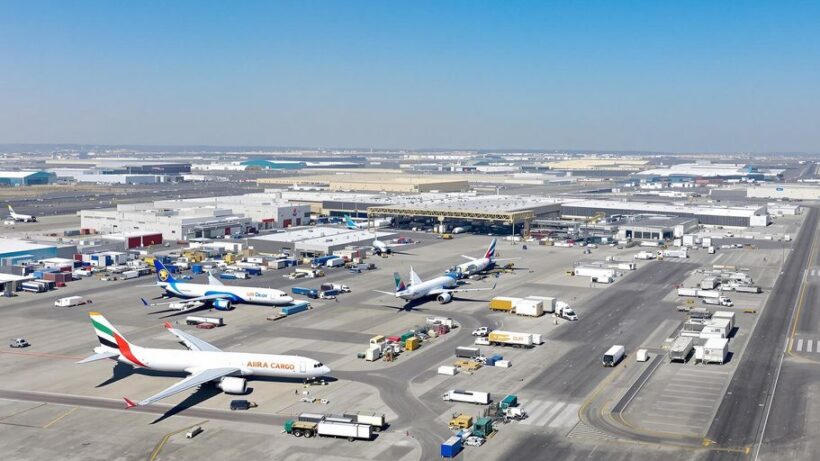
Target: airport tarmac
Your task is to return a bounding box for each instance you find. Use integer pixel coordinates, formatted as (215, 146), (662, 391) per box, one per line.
(0, 217), (810, 461)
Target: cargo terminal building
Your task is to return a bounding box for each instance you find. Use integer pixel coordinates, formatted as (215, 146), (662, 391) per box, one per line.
(248, 226), (394, 257)
(560, 199), (770, 227)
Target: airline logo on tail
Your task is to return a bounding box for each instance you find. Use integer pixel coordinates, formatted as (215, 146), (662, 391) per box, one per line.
(153, 260), (175, 283)
(393, 272), (407, 292)
(344, 215), (357, 230)
(89, 312), (145, 367)
(484, 238), (497, 259)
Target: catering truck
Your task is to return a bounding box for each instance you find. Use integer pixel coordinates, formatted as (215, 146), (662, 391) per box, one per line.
(487, 330), (543, 348)
(54, 296), (86, 308)
(702, 296), (733, 307)
(442, 389), (491, 405)
(602, 345), (625, 367)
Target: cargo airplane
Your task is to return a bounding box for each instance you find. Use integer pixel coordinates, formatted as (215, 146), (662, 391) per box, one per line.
(7, 205), (36, 222)
(78, 312), (330, 408)
(142, 260), (293, 312)
(344, 216), (410, 255)
(376, 266), (495, 306)
(449, 238), (516, 277)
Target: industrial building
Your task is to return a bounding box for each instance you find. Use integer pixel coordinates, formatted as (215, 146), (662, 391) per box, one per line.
(638, 162), (783, 181)
(50, 169), (176, 184)
(0, 170), (57, 186)
(614, 216), (699, 241)
(248, 226), (394, 256)
(746, 184), (820, 201)
(241, 159), (306, 170)
(0, 239), (67, 266)
(259, 173), (469, 193)
(154, 193), (312, 230)
(561, 199), (770, 227)
(80, 204), (251, 241)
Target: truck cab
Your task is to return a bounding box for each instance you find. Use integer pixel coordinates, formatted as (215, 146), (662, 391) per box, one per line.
(472, 327), (490, 337)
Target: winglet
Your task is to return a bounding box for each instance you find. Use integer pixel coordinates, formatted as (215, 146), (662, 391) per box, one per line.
(123, 397), (137, 409)
(164, 321), (173, 329)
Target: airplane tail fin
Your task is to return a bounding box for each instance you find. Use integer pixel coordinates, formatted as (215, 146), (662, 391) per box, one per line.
(409, 266), (423, 286)
(152, 259), (177, 284)
(344, 215), (357, 230)
(7, 205), (12, 214)
(393, 272), (406, 292)
(484, 238), (497, 260)
(88, 312), (146, 367)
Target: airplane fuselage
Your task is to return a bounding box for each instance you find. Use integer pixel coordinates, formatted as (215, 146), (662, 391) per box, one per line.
(397, 276), (457, 300)
(100, 345), (329, 378)
(456, 258), (493, 276)
(161, 281), (294, 306)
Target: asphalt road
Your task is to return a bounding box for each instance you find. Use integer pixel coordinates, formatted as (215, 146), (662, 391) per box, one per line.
(704, 206), (818, 459)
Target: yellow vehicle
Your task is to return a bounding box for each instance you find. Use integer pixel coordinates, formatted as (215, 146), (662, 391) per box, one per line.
(441, 234), (453, 240)
(449, 414), (473, 430)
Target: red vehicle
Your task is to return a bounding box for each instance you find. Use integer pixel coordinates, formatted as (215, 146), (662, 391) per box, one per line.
(196, 323), (216, 330)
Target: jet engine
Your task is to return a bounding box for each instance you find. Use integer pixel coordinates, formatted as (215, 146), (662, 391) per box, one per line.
(217, 377), (247, 394)
(437, 292), (453, 304)
(213, 299), (233, 311)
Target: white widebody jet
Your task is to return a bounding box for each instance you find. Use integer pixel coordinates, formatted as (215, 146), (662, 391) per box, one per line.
(344, 216), (409, 255)
(450, 238), (516, 277)
(78, 312), (330, 408)
(376, 266), (495, 306)
(142, 260), (293, 311)
(7, 205), (36, 222)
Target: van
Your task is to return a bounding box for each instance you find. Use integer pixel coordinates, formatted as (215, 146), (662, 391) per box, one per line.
(603, 345), (625, 367)
(229, 400), (257, 411)
(186, 426), (203, 439)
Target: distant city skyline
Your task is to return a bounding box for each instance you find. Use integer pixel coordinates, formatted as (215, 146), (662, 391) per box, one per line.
(1, 1), (819, 153)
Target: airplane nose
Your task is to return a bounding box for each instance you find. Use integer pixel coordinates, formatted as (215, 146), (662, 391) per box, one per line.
(283, 296), (294, 304)
(321, 366), (331, 376)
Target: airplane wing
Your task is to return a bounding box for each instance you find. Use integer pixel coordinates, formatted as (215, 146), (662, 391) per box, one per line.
(373, 290), (397, 296)
(460, 255), (478, 261)
(125, 367), (239, 408)
(164, 322), (222, 352)
(141, 295), (227, 307)
(430, 283), (497, 296)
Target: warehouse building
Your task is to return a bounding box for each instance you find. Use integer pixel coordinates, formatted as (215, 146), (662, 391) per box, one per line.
(638, 162), (783, 181)
(615, 216), (699, 241)
(80, 204), (251, 241)
(0, 239), (71, 266)
(248, 226), (394, 257)
(561, 199), (769, 227)
(154, 194), (312, 230)
(241, 159), (306, 170)
(259, 173), (469, 193)
(0, 171), (57, 186)
(746, 184), (820, 201)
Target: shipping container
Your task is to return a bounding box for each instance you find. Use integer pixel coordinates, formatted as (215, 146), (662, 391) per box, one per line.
(701, 338), (729, 364)
(292, 287), (319, 299)
(514, 298), (543, 317)
(441, 389), (490, 405)
(669, 336), (694, 362)
(441, 436), (463, 458)
(489, 296), (521, 312)
(281, 302), (311, 316)
(455, 346), (481, 358)
(526, 296), (556, 313)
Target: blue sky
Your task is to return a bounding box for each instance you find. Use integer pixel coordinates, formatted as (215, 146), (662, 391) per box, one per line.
(1, 1), (818, 152)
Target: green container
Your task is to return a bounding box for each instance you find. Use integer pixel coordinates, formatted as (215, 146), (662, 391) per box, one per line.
(472, 417), (493, 438)
(400, 332), (415, 344)
(501, 394), (517, 409)
(284, 420), (295, 433)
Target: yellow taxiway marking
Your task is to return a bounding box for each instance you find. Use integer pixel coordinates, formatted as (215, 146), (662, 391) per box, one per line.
(148, 420), (208, 461)
(788, 221), (820, 354)
(42, 407), (78, 429)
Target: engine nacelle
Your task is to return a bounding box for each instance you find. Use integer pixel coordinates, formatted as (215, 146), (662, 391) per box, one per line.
(437, 292), (453, 304)
(213, 299), (233, 311)
(217, 377), (247, 394)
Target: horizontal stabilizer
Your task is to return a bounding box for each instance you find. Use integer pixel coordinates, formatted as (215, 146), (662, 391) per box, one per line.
(76, 351), (118, 364)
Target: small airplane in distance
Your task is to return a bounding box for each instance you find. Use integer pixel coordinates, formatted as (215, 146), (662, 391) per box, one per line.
(344, 216), (410, 255)
(450, 238), (517, 278)
(78, 312), (330, 408)
(142, 260), (293, 312)
(343, 215), (393, 230)
(376, 266), (495, 306)
(7, 205), (36, 222)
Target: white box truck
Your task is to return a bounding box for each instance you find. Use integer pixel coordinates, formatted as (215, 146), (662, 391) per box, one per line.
(603, 345), (625, 367)
(701, 338), (729, 364)
(54, 296), (86, 308)
(634, 251), (656, 260)
(514, 299), (544, 317)
(526, 296), (556, 313)
(574, 266), (616, 278)
(677, 288), (699, 297)
(442, 390), (490, 405)
(487, 330), (542, 347)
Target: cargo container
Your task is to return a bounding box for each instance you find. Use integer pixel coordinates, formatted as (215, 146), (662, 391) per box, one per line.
(489, 296), (521, 312)
(712, 311), (735, 330)
(526, 296), (556, 313)
(438, 365), (458, 375)
(405, 337), (420, 351)
(441, 436), (463, 458)
(21, 281), (47, 292)
(54, 296), (85, 307)
(442, 389), (490, 405)
(292, 287), (319, 299)
(733, 285), (762, 293)
(700, 277), (719, 290)
(281, 302), (310, 316)
(574, 266), (616, 278)
(634, 251), (656, 260)
(603, 345), (625, 367)
(487, 330), (542, 348)
(191, 263), (203, 274)
(500, 394), (518, 409)
(701, 338), (729, 364)
(122, 270), (139, 280)
(514, 298), (544, 317)
(662, 249), (689, 259)
(455, 346), (481, 358)
(669, 336), (694, 362)
(185, 316), (224, 326)
(365, 346), (382, 361)
(702, 318), (732, 338)
(426, 316), (454, 328)
(343, 413), (386, 431)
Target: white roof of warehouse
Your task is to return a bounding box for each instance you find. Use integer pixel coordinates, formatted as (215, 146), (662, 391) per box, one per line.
(0, 171), (43, 178)
(563, 199), (765, 217)
(250, 226), (355, 243)
(0, 239), (55, 254)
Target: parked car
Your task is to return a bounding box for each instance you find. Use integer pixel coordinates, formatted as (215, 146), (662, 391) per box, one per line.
(9, 338), (30, 348)
(472, 327), (490, 337)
